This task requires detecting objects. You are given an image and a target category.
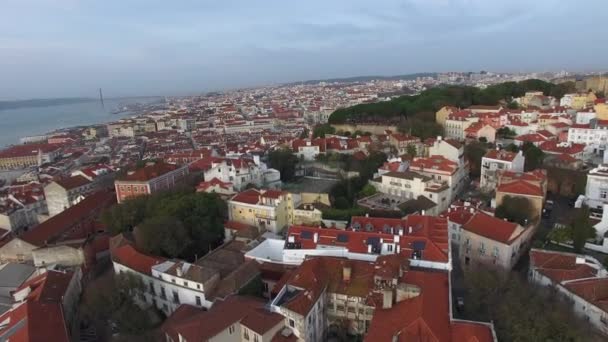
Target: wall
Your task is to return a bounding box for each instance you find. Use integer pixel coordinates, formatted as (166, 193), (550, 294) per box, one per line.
(32, 245), (85, 267)
(330, 124), (397, 135)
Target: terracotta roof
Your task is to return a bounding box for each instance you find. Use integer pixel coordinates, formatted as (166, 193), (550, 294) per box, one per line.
(196, 177), (232, 191)
(20, 190), (116, 246)
(563, 278), (608, 313)
(111, 244), (165, 275)
(497, 180), (543, 197)
(462, 212), (523, 245)
(116, 161), (182, 182)
(54, 175), (91, 190)
(483, 149), (519, 162)
(230, 189), (261, 204)
(0, 143), (62, 159)
(410, 155), (458, 174)
(530, 249), (599, 284)
(162, 296), (283, 342)
(539, 141), (585, 155)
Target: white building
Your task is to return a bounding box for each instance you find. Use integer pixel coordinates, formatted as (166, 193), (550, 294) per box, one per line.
(204, 157), (264, 191)
(480, 150), (525, 191)
(444, 117), (478, 140)
(585, 165), (608, 210)
(427, 137), (465, 166)
(44, 175), (95, 217)
(568, 121), (608, 155)
(529, 249), (608, 336)
(409, 155), (466, 202)
(369, 171), (451, 213)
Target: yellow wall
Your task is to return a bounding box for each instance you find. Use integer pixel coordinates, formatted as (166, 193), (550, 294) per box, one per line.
(595, 103), (608, 120)
(435, 106), (454, 127)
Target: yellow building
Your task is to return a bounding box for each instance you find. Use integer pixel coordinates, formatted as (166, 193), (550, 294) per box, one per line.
(595, 103), (608, 120)
(435, 106), (457, 127)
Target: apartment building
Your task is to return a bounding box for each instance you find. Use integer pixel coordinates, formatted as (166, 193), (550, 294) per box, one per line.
(114, 161), (189, 203)
(585, 165), (608, 210)
(459, 212), (535, 270)
(0, 144), (62, 170)
(203, 157), (265, 191)
(228, 189), (290, 234)
(44, 175), (94, 217)
(480, 150), (525, 191)
(369, 170), (451, 213)
(409, 155), (466, 201)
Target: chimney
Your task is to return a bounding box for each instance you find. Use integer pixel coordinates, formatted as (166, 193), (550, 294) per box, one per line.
(313, 232), (318, 243)
(367, 244), (372, 253)
(437, 136), (442, 141)
(343, 265), (352, 283)
(176, 265), (183, 277)
(365, 213), (369, 218)
(382, 289), (394, 309)
(421, 210), (425, 216)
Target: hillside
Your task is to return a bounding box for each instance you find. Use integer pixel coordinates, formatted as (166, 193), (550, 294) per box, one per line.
(328, 79), (576, 124)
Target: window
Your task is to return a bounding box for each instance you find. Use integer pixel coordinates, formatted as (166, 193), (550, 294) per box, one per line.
(244, 328), (250, 340)
(601, 190), (608, 199)
(160, 287), (167, 299)
(387, 244), (393, 252)
(172, 291), (180, 304)
(492, 246), (499, 257)
(229, 325), (235, 334)
(254, 335), (259, 342)
(195, 296), (201, 306)
(183, 281), (188, 287)
(289, 319), (295, 328)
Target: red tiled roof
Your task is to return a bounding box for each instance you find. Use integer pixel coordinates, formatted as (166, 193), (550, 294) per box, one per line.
(196, 177), (232, 191)
(224, 220), (256, 231)
(497, 180), (543, 197)
(451, 321), (495, 342)
(54, 175), (91, 190)
(117, 161), (182, 182)
(462, 212), (522, 244)
(20, 190), (116, 246)
(410, 155), (458, 174)
(563, 278), (608, 313)
(0, 143), (62, 159)
(162, 296), (283, 342)
(111, 244), (165, 275)
(530, 249), (599, 284)
(231, 189), (261, 204)
(539, 141), (585, 155)
(483, 149), (519, 162)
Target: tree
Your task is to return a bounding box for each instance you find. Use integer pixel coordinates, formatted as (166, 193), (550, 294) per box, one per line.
(495, 196), (535, 225)
(497, 127), (517, 139)
(334, 197), (351, 209)
(507, 101), (519, 109)
(358, 184), (377, 197)
(464, 141), (488, 177)
(521, 142), (545, 171)
(102, 191), (227, 260)
(136, 216), (192, 258)
(406, 144), (417, 158)
(504, 143), (519, 152)
(268, 148), (300, 182)
(571, 206), (596, 252)
(313, 124), (336, 138)
(463, 269), (600, 342)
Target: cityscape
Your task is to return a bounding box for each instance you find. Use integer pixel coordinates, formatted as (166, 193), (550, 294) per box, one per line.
(2, 2), (608, 342)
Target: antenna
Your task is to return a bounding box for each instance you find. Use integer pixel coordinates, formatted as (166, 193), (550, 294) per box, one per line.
(99, 88), (105, 109)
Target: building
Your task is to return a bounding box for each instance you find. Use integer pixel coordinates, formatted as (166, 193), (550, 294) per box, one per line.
(0, 144), (62, 170)
(479, 150), (525, 191)
(427, 137), (465, 166)
(0, 191), (116, 263)
(459, 212), (534, 270)
(444, 113), (478, 140)
(440, 200), (483, 245)
(435, 106), (458, 127)
(44, 175), (94, 217)
(246, 215), (451, 270)
(112, 240), (260, 316)
(585, 165), (608, 210)
(369, 171), (451, 213)
(196, 177), (236, 199)
(464, 122), (496, 143)
(0, 269), (82, 342)
(529, 249), (608, 335)
(203, 157), (267, 191)
(388, 134), (420, 155)
(539, 141), (586, 159)
(568, 120), (608, 155)
(114, 161), (189, 203)
(228, 189), (290, 234)
(495, 169), (547, 222)
(162, 296), (287, 342)
(291, 138), (326, 161)
(409, 155), (466, 202)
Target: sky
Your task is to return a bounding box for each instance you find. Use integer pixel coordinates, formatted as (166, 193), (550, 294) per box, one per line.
(1, 0), (607, 99)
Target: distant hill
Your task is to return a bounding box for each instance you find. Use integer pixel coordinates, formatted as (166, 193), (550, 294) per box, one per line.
(284, 72), (437, 86)
(0, 97), (96, 111)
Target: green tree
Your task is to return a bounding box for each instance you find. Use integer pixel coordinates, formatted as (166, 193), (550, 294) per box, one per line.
(464, 141), (488, 177)
(495, 195), (535, 225)
(334, 197), (351, 209)
(571, 206), (596, 252)
(268, 148), (300, 182)
(358, 184), (377, 197)
(313, 124), (336, 138)
(497, 127), (517, 139)
(136, 216), (192, 258)
(507, 101), (519, 109)
(406, 144), (417, 158)
(521, 142), (545, 171)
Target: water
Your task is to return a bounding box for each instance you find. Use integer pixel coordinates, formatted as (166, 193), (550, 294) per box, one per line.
(0, 97), (160, 148)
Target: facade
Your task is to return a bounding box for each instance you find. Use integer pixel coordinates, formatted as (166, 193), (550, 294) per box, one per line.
(203, 157), (265, 191)
(479, 150), (525, 191)
(459, 212), (534, 270)
(568, 121), (608, 155)
(529, 249), (608, 336)
(495, 170), (547, 222)
(162, 296), (287, 342)
(0, 144), (62, 170)
(435, 106), (458, 127)
(369, 171), (451, 213)
(44, 175), (94, 217)
(409, 155), (466, 202)
(112, 241), (260, 316)
(585, 165), (608, 210)
(445, 116), (478, 140)
(427, 137), (465, 166)
(114, 161), (189, 203)
(228, 189), (290, 234)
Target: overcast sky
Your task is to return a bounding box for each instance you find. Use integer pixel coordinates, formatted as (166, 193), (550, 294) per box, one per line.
(1, 0), (607, 99)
